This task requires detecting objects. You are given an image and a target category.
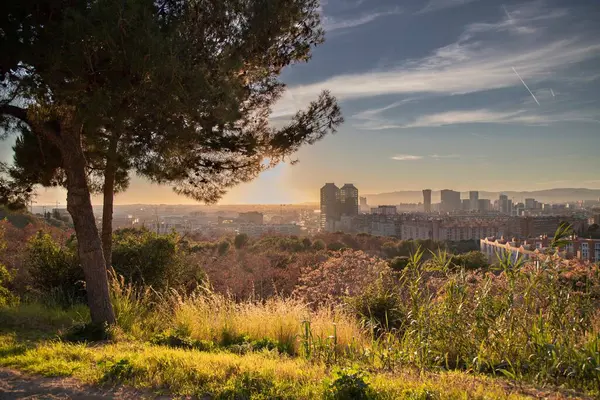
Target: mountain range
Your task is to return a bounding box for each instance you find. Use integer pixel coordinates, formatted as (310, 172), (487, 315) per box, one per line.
(365, 188), (600, 205)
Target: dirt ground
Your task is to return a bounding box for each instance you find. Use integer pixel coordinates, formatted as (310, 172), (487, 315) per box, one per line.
(0, 368), (171, 400)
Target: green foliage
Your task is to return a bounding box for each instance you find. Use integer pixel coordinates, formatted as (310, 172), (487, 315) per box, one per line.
(327, 241), (346, 251)
(218, 240), (231, 256)
(25, 232), (84, 304)
(111, 229), (193, 290)
(0, 206), (36, 229)
(302, 237), (312, 249)
(63, 322), (111, 343)
(0, 226), (17, 307)
(347, 277), (405, 335)
(325, 366), (371, 400)
(151, 330), (215, 352)
(100, 358), (135, 383)
(551, 222), (574, 249)
(0, 264), (17, 308)
(450, 251), (489, 270)
(312, 239), (326, 251)
(234, 233), (249, 249)
(388, 256), (410, 272)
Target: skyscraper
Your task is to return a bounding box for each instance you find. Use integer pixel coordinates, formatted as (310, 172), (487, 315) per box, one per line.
(423, 189), (432, 213)
(320, 183), (340, 229)
(469, 191), (479, 211)
(441, 189), (461, 213)
(499, 194), (509, 214)
(340, 184), (359, 217)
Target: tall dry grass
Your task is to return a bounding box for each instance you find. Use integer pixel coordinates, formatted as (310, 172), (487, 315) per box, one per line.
(170, 290), (367, 356)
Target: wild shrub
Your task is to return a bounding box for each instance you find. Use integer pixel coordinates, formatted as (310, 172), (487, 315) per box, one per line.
(0, 264), (17, 307)
(325, 366), (372, 400)
(234, 233), (249, 249)
(25, 232), (84, 304)
(218, 240), (231, 255)
(294, 250), (392, 306)
(0, 226), (18, 307)
(347, 276), (405, 336)
(63, 321), (111, 342)
(111, 229), (201, 291)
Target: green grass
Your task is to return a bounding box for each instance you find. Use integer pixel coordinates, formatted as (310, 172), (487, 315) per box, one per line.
(0, 331), (538, 399)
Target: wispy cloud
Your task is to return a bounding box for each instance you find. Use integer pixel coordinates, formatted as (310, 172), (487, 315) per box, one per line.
(430, 154), (460, 159)
(273, 3), (600, 118)
(391, 155), (423, 161)
(360, 108), (600, 130)
(323, 7), (402, 31)
(418, 0), (480, 14)
(391, 154), (460, 161)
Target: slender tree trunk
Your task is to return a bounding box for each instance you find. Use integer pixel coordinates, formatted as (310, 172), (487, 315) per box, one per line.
(101, 135), (119, 270)
(60, 127), (116, 325)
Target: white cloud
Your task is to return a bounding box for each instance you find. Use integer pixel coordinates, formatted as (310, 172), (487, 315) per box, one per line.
(323, 7), (402, 31)
(391, 154), (423, 161)
(430, 154), (460, 159)
(418, 0), (480, 14)
(273, 3), (600, 118)
(359, 108), (600, 130)
(460, 2), (568, 39)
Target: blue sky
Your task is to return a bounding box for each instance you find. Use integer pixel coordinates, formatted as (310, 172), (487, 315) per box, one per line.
(16, 0), (600, 205)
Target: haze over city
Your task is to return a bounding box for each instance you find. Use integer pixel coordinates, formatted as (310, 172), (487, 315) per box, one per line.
(3, 0), (599, 205)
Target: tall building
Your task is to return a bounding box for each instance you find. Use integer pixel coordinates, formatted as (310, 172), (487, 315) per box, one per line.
(478, 199), (491, 212)
(359, 197), (367, 207)
(469, 191), (479, 211)
(525, 198), (536, 209)
(320, 183), (340, 229)
(423, 189), (432, 213)
(499, 194), (509, 214)
(462, 199), (471, 211)
(340, 184), (359, 217)
(440, 189), (461, 213)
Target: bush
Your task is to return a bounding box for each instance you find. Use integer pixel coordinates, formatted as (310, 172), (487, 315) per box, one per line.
(327, 241), (346, 251)
(294, 250), (393, 306)
(347, 277), (405, 335)
(0, 226), (18, 307)
(388, 256), (409, 272)
(63, 321), (112, 342)
(0, 264), (17, 307)
(234, 233), (249, 249)
(326, 366), (371, 400)
(218, 240), (231, 256)
(450, 251), (489, 270)
(25, 232), (84, 304)
(111, 229), (195, 290)
(302, 237), (312, 249)
(312, 239), (326, 251)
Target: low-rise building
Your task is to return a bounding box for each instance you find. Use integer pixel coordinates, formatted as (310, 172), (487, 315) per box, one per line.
(238, 223), (302, 237)
(480, 236), (600, 263)
(371, 205), (397, 216)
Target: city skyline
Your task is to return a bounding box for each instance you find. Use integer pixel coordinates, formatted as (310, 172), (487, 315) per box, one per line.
(2, 0), (599, 205)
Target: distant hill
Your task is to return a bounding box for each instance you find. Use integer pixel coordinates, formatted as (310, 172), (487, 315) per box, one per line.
(365, 188), (600, 205)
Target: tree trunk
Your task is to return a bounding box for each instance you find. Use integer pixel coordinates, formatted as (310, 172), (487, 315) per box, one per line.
(101, 135), (119, 270)
(60, 127), (116, 325)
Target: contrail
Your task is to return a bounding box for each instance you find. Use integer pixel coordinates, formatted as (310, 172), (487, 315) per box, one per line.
(550, 88), (555, 97)
(502, 4), (512, 20)
(512, 66), (540, 106)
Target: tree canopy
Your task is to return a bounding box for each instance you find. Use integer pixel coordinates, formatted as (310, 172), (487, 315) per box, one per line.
(0, 0), (342, 324)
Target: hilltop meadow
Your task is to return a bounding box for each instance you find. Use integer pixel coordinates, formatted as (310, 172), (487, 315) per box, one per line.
(1, 214), (599, 399)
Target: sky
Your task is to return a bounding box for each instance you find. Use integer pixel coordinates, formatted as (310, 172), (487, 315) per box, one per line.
(5, 0), (600, 205)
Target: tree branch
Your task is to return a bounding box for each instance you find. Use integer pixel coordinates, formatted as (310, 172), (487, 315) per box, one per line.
(0, 104), (29, 125)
